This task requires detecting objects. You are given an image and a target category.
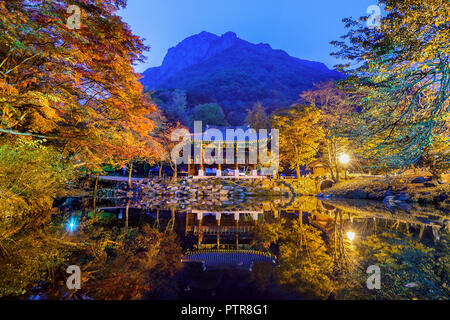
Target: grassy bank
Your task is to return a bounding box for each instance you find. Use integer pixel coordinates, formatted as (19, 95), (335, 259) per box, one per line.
(322, 176), (450, 210)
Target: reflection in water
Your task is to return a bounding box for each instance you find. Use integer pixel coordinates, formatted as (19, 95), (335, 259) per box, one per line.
(1, 194), (448, 300)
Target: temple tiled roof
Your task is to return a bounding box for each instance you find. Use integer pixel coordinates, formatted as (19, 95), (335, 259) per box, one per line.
(191, 125), (271, 142)
(182, 249), (275, 270)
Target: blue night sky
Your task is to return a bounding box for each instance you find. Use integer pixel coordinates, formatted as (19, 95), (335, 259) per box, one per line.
(118, 0), (383, 73)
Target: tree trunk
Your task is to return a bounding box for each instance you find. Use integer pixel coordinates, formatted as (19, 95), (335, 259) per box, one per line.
(298, 210), (303, 248)
(128, 160), (133, 188)
(125, 201), (129, 234)
(158, 161), (162, 179)
(156, 209), (160, 229)
(92, 174), (99, 216)
(296, 164), (301, 180)
(327, 139), (336, 181)
(334, 151), (340, 182)
(170, 207), (175, 231)
(173, 162), (178, 180)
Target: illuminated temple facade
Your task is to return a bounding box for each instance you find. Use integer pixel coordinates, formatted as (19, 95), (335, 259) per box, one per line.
(186, 125), (272, 178)
(181, 209), (277, 270)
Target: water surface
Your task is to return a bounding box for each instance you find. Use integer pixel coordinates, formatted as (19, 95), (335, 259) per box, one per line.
(53, 191), (449, 300)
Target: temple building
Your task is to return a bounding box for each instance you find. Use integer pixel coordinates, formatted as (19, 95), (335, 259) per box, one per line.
(186, 125), (273, 178)
(181, 209), (276, 270)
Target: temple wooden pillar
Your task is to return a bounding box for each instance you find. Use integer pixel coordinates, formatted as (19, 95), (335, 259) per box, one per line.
(187, 159), (191, 176)
(235, 143), (239, 173)
(216, 213), (221, 248)
(125, 201), (129, 233)
(217, 144), (222, 174)
(198, 214), (203, 248)
(198, 232), (203, 248)
(200, 144), (204, 171)
(273, 209), (279, 219)
(235, 218), (239, 248)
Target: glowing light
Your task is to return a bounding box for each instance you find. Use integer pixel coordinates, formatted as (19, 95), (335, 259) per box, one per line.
(67, 217), (77, 233)
(339, 153), (350, 165)
(346, 231), (355, 241)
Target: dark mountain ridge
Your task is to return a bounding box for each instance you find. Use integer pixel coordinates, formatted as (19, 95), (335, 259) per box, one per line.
(141, 31), (342, 125)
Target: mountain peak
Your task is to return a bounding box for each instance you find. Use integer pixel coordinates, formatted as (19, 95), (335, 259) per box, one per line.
(190, 30), (218, 40)
(142, 32), (342, 125)
(159, 31), (241, 77)
(221, 31), (237, 39)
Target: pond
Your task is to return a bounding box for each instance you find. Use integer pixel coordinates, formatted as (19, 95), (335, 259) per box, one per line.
(15, 192), (450, 300)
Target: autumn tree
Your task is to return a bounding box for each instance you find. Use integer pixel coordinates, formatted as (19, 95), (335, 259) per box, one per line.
(0, 214), (183, 299)
(301, 82), (354, 181)
(0, 138), (74, 242)
(331, 0), (450, 169)
(152, 117), (187, 180)
(79, 224), (183, 300)
(245, 102), (270, 130)
(0, 226), (74, 298)
(0, 0), (159, 229)
(256, 216), (335, 299)
(272, 105), (324, 179)
(0, 0), (156, 168)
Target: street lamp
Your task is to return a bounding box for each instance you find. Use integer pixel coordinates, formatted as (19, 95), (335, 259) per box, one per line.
(346, 231), (355, 241)
(339, 153), (350, 165)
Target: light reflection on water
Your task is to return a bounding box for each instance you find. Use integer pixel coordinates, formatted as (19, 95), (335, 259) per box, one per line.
(59, 193), (449, 300)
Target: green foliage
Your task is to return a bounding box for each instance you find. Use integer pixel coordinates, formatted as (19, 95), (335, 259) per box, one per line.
(332, 0), (450, 169)
(150, 89), (189, 126)
(0, 138), (74, 223)
(419, 124), (450, 180)
(191, 103), (227, 129)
